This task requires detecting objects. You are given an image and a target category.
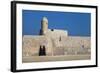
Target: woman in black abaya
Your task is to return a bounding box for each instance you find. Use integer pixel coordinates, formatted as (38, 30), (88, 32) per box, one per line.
(39, 45), (46, 56)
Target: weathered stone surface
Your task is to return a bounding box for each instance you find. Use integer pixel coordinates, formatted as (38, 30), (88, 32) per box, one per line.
(22, 35), (90, 57)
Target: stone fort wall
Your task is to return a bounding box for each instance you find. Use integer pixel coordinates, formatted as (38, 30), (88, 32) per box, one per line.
(22, 35), (90, 57)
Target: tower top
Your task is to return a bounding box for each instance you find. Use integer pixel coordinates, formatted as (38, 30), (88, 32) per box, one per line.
(42, 17), (48, 23)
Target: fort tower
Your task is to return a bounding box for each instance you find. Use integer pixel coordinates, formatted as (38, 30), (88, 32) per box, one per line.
(41, 17), (48, 35)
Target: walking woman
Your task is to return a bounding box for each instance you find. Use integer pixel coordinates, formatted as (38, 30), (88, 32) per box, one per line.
(39, 45), (46, 56)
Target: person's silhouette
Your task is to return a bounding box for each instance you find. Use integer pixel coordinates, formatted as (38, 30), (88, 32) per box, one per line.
(43, 46), (46, 55)
(39, 45), (46, 56)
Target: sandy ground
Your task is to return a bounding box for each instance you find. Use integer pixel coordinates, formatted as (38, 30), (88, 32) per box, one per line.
(22, 55), (90, 63)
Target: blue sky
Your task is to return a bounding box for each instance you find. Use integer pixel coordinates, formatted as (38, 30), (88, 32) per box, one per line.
(22, 10), (91, 36)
